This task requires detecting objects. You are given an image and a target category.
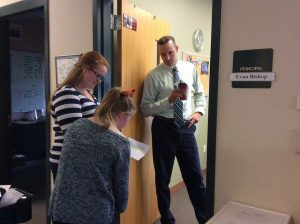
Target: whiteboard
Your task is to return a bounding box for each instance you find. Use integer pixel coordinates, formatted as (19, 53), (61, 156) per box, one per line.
(10, 50), (45, 112)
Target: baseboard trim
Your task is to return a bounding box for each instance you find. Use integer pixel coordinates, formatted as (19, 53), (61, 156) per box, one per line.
(170, 181), (185, 194)
(202, 168), (207, 176)
(170, 169), (206, 194)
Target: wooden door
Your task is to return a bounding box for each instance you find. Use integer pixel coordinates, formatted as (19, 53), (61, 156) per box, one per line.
(117, 0), (169, 223)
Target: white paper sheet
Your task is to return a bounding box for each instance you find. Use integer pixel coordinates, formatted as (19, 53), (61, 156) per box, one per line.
(0, 185), (11, 200)
(0, 188), (24, 208)
(129, 138), (149, 161)
(0, 185), (11, 192)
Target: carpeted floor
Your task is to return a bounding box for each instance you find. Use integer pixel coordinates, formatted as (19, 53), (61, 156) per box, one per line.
(154, 187), (198, 224)
(15, 165), (199, 224)
(25, 198), (47, 224)
(22, 187), (196, 224)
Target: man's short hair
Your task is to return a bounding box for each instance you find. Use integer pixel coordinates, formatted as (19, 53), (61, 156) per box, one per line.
(157, 35), (176, 46)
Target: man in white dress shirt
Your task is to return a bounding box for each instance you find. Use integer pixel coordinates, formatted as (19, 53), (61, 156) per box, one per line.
(141, 35), (207, 224)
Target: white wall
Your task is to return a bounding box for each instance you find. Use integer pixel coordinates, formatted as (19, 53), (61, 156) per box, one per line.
(49, 0), (93, 95)
(130, 0), (212, 187)
(130, 0), (212, 57)
(216, 0), (300, 223)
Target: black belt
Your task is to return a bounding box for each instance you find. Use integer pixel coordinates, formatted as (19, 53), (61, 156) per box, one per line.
(154, 116), (174, 123)
(154, 116), (189, 126)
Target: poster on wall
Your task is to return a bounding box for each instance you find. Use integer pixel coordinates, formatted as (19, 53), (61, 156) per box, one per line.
(182, 51), (210, 96)
(55, 54), (80, 86)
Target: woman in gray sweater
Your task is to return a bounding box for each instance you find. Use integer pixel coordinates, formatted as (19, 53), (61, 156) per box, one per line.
(49, 87), (136, 224)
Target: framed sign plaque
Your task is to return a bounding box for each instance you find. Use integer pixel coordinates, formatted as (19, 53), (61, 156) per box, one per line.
(231, 48), (273, 88)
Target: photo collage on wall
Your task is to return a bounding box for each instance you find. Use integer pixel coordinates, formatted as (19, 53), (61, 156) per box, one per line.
(182, 51), (210, 96)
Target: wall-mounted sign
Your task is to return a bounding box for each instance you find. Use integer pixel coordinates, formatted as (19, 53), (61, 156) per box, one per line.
(230, 72), (275, 81)
(231, 48), (274, 88)
(123, 14), (137, 31)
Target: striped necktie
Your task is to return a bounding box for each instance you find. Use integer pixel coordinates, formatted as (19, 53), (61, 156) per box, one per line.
(172, 66), (185, 127)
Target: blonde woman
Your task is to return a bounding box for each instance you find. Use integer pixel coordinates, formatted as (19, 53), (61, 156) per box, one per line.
(49, 51), (109, 180)
(49, 87), (136, 224)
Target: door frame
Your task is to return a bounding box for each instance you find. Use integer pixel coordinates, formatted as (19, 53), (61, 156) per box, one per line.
(93, 0), (114, 98)
(0, 1), (50, 223)
(0, 19), (11, 184)
(206, 0), (222, 217)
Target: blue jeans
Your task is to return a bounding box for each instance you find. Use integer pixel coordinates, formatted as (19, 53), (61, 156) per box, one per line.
(152, 117), (207, 224)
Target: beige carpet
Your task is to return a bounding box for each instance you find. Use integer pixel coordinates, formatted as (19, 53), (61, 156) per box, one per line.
(154, 187), (198, 224)
(23, 198), (47, 224)
(23, 187), (196, 224)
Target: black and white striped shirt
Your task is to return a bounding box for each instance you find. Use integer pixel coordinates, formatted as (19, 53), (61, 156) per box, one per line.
(50, 85), (99, 167)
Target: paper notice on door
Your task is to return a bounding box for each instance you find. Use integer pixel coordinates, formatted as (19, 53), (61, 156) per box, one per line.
(129, 138), (149, 161)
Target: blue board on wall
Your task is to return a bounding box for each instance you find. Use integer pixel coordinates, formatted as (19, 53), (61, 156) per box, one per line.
(10, 50), (45, 112)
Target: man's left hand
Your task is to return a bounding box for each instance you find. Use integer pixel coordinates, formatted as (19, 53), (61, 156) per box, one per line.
(188, 112), (202, 128)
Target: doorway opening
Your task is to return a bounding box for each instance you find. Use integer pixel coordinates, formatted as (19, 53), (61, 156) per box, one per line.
(113, 0), (221, 222)
(0, 3), (50, 224)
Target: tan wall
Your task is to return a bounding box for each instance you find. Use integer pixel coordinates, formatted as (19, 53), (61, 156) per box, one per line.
(49, 0), (93, 98)
(130, 0), (212, 187)
(216, 0), (300, 223)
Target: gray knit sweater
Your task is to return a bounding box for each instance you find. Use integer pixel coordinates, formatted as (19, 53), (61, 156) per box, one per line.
(49, 118), (130, 224)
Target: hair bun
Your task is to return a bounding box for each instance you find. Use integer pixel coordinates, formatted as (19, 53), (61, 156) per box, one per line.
(120, 89), (135, 97)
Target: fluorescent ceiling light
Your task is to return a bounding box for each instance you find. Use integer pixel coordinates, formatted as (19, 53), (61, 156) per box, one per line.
(0, 0), (23, 7)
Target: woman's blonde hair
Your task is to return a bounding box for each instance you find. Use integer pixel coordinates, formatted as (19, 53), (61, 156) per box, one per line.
(48, 51), (109, 112)
(58, 51), (108, 88)
(94, 87), (136, 128)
